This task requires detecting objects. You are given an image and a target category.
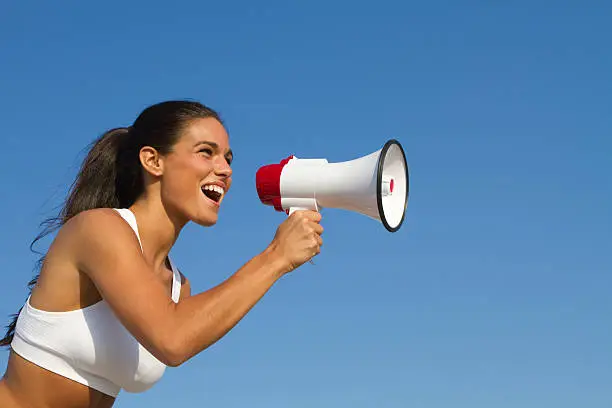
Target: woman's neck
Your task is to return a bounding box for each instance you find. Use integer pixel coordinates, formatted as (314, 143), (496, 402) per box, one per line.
(128, 198), (184, 274)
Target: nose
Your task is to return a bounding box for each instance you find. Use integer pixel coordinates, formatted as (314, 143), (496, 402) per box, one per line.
(214, 156), (233, 178)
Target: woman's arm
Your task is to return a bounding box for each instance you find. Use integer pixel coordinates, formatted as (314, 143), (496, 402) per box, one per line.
(67, 208), (321, 366)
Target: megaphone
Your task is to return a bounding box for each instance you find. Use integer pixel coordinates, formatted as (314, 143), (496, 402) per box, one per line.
(255, 139), (409, 232)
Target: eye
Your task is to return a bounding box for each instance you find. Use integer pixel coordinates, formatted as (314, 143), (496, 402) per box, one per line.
(225, 155), (233, 165)
(198, 148), (213, 156)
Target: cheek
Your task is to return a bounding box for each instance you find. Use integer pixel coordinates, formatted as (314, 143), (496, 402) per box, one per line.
(163, 158), (213, 194)
(194, 158), (215, 176)
(160, 162), (190, 193)
(169, 156), (208, 177)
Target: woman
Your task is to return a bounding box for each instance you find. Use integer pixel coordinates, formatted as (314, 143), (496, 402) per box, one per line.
(0, 100), (323, 407)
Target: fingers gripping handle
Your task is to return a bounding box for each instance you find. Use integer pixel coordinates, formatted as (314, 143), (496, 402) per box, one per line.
(286, 205), (319, 265)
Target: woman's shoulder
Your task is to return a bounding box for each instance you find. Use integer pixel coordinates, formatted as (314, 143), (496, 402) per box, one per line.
(63, 208), (128, 233)
(67, 207), (123, 224)
(57, 208), (139, 252)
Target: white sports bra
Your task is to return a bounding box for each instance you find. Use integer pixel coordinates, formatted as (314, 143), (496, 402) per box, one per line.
(10, 208), (182, 397)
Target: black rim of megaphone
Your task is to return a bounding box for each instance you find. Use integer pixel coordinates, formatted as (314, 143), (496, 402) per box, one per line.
(376, 139), (409, 233)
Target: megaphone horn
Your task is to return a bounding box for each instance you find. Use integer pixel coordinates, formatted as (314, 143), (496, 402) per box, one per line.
(256, 139), (409, 232)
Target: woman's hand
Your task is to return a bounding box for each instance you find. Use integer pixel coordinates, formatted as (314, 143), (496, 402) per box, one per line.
(267, 210), (324, 273)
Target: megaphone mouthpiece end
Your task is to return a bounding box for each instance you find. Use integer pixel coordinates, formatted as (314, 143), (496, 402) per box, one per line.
(255, 155), (296, 212)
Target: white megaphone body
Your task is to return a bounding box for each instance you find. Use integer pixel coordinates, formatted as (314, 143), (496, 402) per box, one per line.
(255, 139), (409, 232)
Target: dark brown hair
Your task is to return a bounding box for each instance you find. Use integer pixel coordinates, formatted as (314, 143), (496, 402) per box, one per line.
(1, 100), (222, 347)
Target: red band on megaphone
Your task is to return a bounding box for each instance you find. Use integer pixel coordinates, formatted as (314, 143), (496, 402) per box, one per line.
(255, 155), (294, 212)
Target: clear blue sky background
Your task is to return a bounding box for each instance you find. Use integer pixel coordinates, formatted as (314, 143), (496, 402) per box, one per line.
(1, 1), (611, 407)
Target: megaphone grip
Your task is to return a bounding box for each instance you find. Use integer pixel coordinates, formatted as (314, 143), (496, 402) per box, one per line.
(288, 206), (314, 215)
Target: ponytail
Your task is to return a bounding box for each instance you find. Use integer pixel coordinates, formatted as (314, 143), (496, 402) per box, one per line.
(0, 127), (136, 347)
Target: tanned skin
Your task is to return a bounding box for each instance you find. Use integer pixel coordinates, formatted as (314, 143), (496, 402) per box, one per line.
(0, 117), (323, 407)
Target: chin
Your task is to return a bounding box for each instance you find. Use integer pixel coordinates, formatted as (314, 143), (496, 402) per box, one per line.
(192, 208), (219, 227)
(194, 217), (218, 227)
(178, 194), (224, 227)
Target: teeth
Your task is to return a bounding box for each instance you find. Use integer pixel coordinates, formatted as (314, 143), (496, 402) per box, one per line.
(202, 184), (225, 197)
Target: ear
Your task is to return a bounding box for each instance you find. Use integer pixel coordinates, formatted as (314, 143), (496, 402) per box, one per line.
(139, 146), (165, 177)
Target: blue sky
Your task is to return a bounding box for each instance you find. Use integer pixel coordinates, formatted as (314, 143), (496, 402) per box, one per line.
(1, 1), (611, 407)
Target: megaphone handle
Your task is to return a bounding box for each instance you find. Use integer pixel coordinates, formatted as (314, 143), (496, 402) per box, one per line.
(287, 206), (318, 265)
(288, 206), (312, 216)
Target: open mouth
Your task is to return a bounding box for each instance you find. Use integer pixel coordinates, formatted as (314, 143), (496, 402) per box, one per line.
(201, 184), (224, 204)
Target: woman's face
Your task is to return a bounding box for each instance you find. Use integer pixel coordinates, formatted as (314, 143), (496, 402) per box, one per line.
(160, 117), (233, 227)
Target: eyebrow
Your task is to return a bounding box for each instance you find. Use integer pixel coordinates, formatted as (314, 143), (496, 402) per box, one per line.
(195, 140), (233, 159)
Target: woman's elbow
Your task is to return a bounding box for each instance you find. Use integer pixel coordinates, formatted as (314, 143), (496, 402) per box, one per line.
(159, 336), (217, 367)
(158, 339), (188, 367)
(163, 355), (186, 368)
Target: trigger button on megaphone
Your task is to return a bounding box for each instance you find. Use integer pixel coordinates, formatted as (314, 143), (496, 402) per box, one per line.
(381, 176), (395, 196)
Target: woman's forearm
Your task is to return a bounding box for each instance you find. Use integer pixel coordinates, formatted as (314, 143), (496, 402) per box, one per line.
(164, 247), (289, 365)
